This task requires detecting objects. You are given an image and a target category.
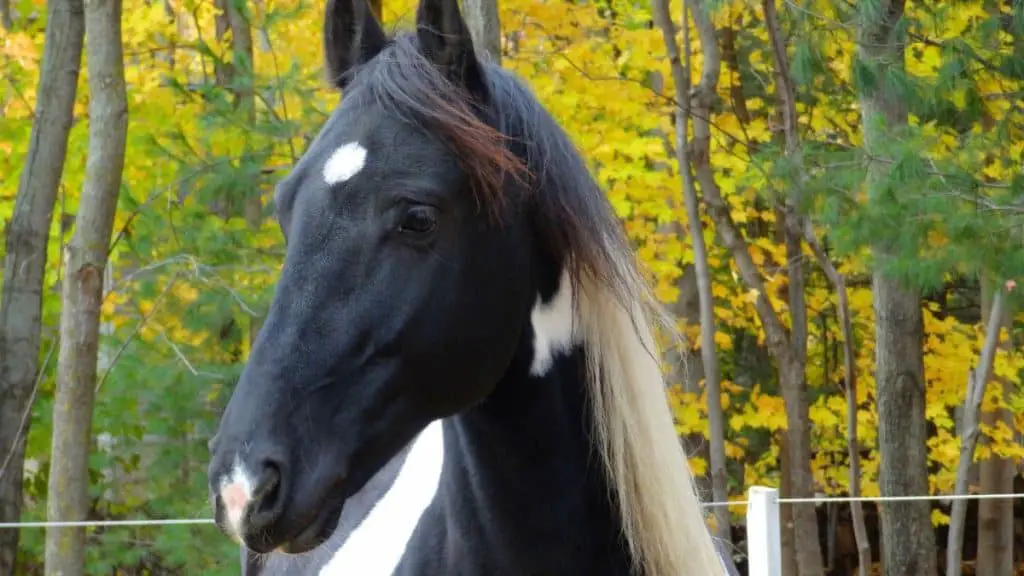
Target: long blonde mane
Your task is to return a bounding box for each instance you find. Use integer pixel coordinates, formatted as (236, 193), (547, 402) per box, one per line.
(574, 252), (725, 576)
(359, 40), (724, 573)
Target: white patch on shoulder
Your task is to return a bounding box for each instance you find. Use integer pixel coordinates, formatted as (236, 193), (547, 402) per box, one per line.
(219, 456), (255, 540)
(319, 420), (445, 576)
(529, 268), (579, 376)
(322, 142), (367, 185)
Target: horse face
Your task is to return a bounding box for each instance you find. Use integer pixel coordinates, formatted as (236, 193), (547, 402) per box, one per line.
(207, 0), (534, 554)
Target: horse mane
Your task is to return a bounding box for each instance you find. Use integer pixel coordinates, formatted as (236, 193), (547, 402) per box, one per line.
(353, 34), (723, 576)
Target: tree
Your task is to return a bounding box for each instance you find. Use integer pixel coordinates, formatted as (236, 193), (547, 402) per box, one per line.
(973, 10), (1020, 562)
(855, 1), (937, 574)
(760, 1), (871, 573)
(974, 277), (1015, 576)
(683, 1), (824, 573)
(945, 279), (1008, 576)
(0, 0), (84, 571)
(43, 0), (128, 569)
(649, 0), (730, 556)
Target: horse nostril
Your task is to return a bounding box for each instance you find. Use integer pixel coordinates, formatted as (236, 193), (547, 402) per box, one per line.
(247, 460), (286, 532)
(252, 462), (281, 502)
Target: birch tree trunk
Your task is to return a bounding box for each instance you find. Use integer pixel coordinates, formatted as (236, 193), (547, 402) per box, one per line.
(43, 0), (127, 570)
(856, 2), (937, 574)
(975, 276), (1015, 576)
(0, 0), (84, 571)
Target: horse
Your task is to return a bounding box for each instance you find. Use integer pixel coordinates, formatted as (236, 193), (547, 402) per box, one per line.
(206, 0), (727, 573)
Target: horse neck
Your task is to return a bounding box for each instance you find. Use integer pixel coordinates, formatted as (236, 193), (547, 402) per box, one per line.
(429, 298), (637, 574)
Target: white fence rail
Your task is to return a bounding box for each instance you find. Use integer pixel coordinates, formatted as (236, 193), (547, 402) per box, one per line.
(3, 486), (1023, 576)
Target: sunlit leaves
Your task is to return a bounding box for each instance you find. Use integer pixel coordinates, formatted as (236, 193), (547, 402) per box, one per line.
(2, 0), (1023, 567)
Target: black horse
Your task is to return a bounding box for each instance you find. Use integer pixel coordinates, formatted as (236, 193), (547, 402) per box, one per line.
(207, 0), (726, 574)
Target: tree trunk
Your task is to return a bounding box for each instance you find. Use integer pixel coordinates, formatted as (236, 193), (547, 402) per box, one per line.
(761, 1), (871, 573)
(647, 70), (710, 497)
(43, 0), (127, 570)
(975, 8), (1017, 572)
(802, 228), (872, 576)
(946, 281), (1005, 576)
(776, 357), (821, 576)
(871, 277), (935, 576)
(0, 0), (12, 29)
(650, 0), (730, 550)
(856, 2), (937, 575)
(975, 278), (1014, 576)
(779, 432), (799, 576)
(0, 0), (84, 572)
(463, 0), (501, 64)
(211, 0), (264, 348)
(668, 265), (711, 499)
(684, 1), (822, 573)
(224, 0), (264, 344)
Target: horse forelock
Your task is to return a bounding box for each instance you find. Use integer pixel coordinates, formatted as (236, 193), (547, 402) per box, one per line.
(351, 34), (526, 221)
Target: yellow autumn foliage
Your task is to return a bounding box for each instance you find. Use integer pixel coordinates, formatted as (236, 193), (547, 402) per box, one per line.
(1, 0), (1022, 568)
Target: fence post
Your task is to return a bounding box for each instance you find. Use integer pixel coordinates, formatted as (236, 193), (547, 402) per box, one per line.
(746, 486), (782, 576)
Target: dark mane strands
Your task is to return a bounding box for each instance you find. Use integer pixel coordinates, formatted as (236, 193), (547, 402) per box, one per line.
(351, 33), (638, 309)
(352, 34), (526, 220)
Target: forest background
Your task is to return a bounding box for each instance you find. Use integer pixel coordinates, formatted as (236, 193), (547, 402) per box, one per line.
(1, 0), (1023, 574)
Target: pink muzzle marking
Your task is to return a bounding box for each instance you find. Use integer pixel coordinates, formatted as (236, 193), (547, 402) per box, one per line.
(222, 482), (250, 533)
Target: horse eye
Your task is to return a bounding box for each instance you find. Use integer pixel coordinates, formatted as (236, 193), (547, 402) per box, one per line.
(399, 205), (438, 235)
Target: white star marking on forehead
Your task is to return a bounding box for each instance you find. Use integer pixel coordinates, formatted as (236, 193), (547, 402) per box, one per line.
(323, 142), (368, 185)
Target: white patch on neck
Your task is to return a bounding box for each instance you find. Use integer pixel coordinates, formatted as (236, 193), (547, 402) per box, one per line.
(219, 457), (255, 540)
(322, 142), (367, 185)
(529, 268), (579, 376)
(319, 420), (445, 576)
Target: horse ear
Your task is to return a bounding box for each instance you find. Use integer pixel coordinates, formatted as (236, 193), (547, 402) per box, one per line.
(415, 0), (487, 99)
(324, 0), (388, 90)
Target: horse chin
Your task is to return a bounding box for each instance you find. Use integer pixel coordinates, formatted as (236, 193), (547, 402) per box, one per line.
(274, 500), (345, 556)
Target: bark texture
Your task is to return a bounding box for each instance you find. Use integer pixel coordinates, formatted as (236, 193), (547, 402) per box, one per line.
(870, 278), (935, 576)
(650, 0), (730, 551)
(0, 0), (84, 572)
(686, 1), (823, 573)
(762, 2), (871, 573)
(974, 278), (1015, 576)
(946, 281), (1005, 576)
(856, 2), (937, 575)
(43, 0), (127, 570)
